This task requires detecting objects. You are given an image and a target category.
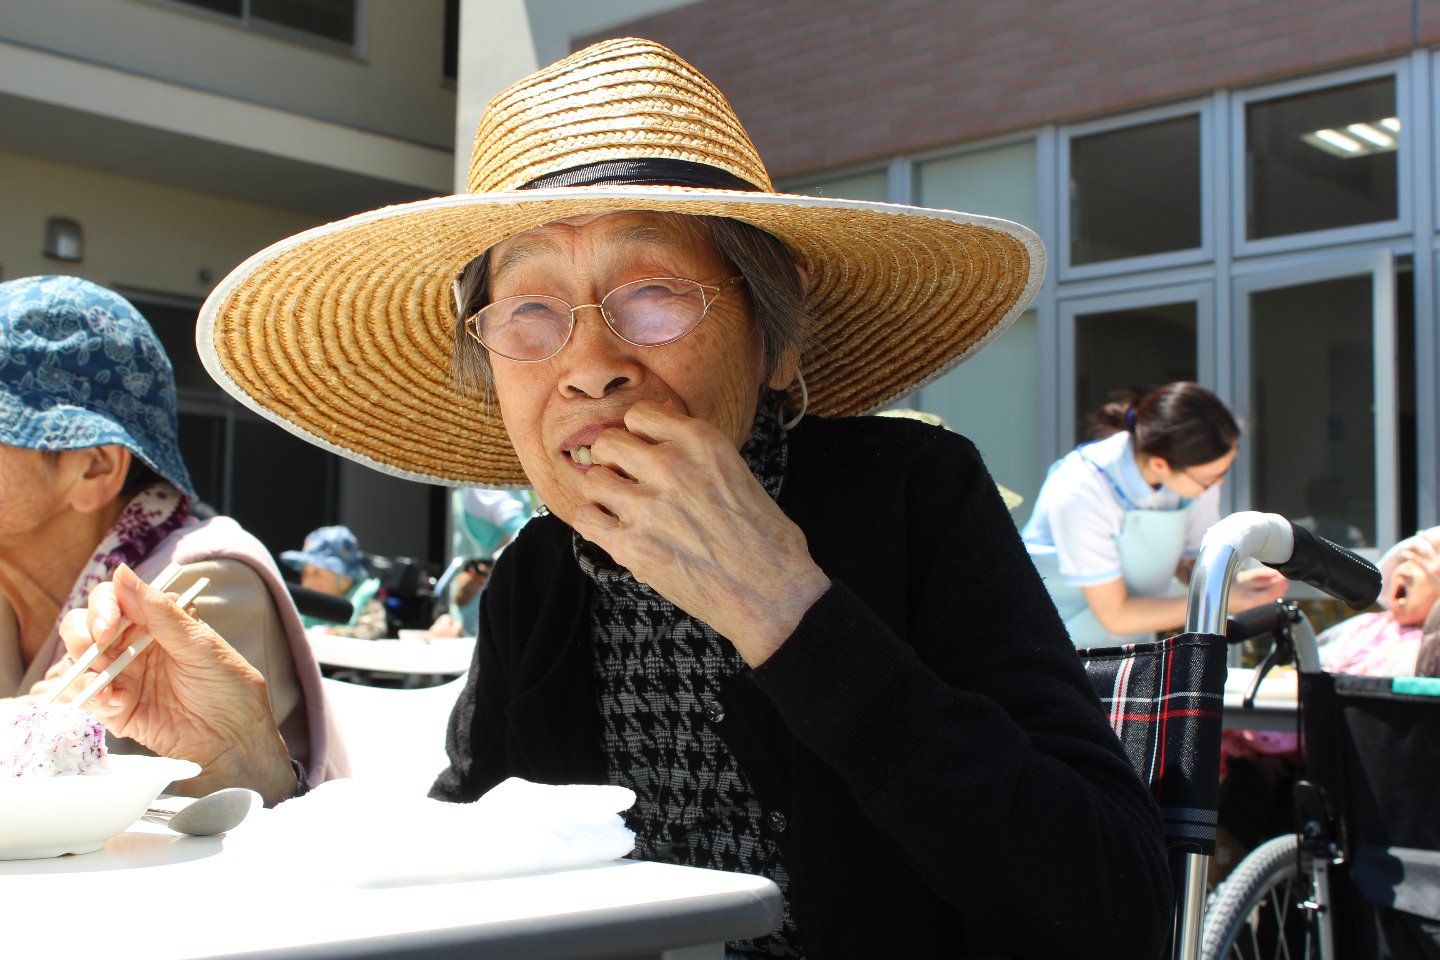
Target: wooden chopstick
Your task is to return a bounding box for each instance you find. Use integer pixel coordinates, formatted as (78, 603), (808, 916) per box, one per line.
(72, 577), (210, 707)
(40, 563), (184, 707)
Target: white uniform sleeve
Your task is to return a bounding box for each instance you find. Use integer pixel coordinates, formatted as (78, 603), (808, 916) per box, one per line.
(1047, 462), (1126, 586)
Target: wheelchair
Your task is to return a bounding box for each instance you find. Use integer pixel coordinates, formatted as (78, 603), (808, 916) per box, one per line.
(1080, 512), (1382, 960)
(1200, 598), (1440, 958)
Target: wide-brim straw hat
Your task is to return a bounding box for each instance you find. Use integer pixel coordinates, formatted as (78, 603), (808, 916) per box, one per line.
(197, 37), (1046, 488)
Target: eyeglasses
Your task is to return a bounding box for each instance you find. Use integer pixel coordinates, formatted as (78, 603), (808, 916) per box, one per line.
(461, 276), (744, 362)
(1179, 465), (1228, 491)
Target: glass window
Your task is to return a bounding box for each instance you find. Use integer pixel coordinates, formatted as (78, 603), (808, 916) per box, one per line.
(1249, 277), (1376, 547)
(917, 140), (1038, 227)
(169, 0), (357, 45)
(443, 0), (459, 80)
(177, 412), (226, 511)
(251, 0), (356, 44)
(783, 169), (888, 202)
(1245, 76), (1398, 240)
(129, 296), (213, 393)
(1069, 115), (1201, 265)
(231, 418), (336, 557)
(1074, 302), (1197, 441)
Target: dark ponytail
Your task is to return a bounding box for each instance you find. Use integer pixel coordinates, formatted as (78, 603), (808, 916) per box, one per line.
(1089, 381), (1238, 469)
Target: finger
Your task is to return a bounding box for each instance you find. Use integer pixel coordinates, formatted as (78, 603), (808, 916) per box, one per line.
(111, 563), (203, 654)
(83, 580), (125, 648)
(588, 427), (654, 482)
(570, 501), (625, 547)
(59, 606), (114, 667)
(620, 399), (704, 444)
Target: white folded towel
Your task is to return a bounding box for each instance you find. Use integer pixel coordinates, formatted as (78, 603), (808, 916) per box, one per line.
(251, 777), (636, 886)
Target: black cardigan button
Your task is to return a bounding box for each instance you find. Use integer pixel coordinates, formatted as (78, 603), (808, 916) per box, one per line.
(767, 810), (788, 833)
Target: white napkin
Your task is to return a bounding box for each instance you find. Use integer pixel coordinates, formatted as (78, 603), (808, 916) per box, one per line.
(251, 777), (636, 887)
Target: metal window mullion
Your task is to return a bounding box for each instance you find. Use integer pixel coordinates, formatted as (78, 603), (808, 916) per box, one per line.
(1415, 49), (1439, 529)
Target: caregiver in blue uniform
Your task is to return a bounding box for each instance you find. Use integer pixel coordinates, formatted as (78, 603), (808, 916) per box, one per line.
(1022, 382), (1287, 647)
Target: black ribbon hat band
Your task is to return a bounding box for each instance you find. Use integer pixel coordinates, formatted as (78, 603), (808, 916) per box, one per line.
(518, 158), (763, 192)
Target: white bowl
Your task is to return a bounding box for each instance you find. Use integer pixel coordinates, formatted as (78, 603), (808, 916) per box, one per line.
(0, 754), (201, 860)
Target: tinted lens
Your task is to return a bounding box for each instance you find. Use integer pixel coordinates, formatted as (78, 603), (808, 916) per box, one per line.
(475, 296), (572, 360)
(603, 278), (707, 345)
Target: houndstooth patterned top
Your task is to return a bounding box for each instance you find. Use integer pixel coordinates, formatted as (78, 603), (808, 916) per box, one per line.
(578, 393), (803, 958)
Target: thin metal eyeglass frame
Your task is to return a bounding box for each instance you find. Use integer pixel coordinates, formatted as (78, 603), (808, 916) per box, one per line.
(1179, 465), (1227, 491)
(462, 276), (744, 362)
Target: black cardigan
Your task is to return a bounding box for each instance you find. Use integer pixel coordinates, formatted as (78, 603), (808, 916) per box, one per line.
(432, 414), (1171, 959)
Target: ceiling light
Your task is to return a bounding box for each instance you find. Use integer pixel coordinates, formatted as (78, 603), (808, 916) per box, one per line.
(1346, 123), (1393, 148)
(1300, 117), (1400, 159)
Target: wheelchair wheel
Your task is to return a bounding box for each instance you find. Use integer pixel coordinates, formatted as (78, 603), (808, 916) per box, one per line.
(1202, 833), (1319, 960)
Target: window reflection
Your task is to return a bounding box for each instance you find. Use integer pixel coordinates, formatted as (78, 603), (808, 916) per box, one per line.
(1250, 277), (1375, 547)
(1070, 115), (1201, 265)
(1246, 76), (1398, 240)
(1074, 302), (1197, 441)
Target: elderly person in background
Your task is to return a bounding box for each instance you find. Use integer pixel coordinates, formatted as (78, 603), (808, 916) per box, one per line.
(60, 40), (1168, 957)
(282, 525), (387, 640)
(0, 275), (347, 793)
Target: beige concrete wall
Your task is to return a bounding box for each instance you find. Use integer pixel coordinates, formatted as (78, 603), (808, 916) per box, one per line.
(0, 0), (455, 147)
(0, 150), (318, 299)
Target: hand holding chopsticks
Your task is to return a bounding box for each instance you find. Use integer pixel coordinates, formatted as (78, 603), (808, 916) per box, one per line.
(42, 563), (209, 707)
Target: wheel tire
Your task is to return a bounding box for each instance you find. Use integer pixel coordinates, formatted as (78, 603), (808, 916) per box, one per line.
(1201, 833), (1318, 960)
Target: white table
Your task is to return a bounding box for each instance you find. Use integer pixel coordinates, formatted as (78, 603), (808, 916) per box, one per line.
(1222, 666), (1300, 733)
(1, 810), (781, 960)
(307, 631), (476, 677)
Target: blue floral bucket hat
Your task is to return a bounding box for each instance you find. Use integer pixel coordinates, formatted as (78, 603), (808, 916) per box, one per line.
(0, 275), (197, 500)
(281, 525), (370, 582)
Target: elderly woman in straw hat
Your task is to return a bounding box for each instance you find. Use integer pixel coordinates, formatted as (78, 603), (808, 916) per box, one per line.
(60, 40), (1168, 957)
(0, 275), (347, 793)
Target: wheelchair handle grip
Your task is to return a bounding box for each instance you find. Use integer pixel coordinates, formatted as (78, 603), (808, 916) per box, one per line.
(287, 583), (355, 625)
(1225, 600), (1301, 644)
(1263, 522), (1381, 611)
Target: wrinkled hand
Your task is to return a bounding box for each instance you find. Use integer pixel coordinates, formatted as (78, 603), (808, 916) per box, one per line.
(428, 613), (464, 638)
(1229, 566), (1290, 612)
(57, 564), (296, 806)
(568, 401), (830, 666)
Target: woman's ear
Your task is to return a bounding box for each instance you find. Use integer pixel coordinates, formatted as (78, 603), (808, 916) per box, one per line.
(66, 444), (131, 513)
(1144, 455), (1175, 486)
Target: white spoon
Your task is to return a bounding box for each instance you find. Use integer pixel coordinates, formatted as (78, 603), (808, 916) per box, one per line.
(145, 788), (260, 836)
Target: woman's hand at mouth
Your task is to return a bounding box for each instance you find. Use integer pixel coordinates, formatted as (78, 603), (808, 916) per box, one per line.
(567, 400), (830, 666)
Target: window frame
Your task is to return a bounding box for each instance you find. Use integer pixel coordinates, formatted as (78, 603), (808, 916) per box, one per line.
(1229, 247), (1398, 555)
(1057, 99), (1214, 283)
(1057, 280), (1216, 454)
(1230, 59), (1411, 261)
(141, 0), (365, 57)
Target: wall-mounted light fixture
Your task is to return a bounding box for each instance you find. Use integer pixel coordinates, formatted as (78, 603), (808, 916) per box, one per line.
(43, 217), (84, 261)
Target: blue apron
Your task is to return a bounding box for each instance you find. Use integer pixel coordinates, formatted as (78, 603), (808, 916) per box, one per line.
(1029, 454), (1196, 648)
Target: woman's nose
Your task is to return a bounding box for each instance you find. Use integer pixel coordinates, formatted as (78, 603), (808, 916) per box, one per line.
(556, 306), (642, 399)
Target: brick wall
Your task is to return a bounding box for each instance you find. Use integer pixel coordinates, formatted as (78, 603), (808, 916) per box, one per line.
(581, 0), (1436, 179)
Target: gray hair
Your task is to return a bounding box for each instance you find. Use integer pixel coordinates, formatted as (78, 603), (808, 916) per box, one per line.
(450, 213), (811, 403)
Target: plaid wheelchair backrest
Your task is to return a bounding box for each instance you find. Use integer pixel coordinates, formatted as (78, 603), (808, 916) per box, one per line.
(1081, 633), (1228, 857)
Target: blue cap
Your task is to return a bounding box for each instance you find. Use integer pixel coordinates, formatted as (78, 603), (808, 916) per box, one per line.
(281, 525), (369, 582)
(0, 276), (196, 500)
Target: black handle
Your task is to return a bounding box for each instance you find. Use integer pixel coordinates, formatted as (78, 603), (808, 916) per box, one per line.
(1262, 523), (1382, 611)
(1225, 601), (1301, 645)
(286, 583), (355, 624)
